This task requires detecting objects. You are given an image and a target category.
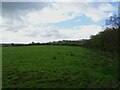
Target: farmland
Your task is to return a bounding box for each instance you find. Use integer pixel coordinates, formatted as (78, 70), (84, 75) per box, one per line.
(2, 45), (119, 88)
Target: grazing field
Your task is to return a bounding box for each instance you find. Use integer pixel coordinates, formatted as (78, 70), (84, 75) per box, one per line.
(2, 45), (119, 88)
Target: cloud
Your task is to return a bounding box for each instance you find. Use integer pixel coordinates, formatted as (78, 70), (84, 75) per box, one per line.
(22, 25), (68, 39)
(0, 16), (2, 42)
(2, 2), (116, 26)
(2, 0), (118, 2)
(80, 3), (116, 22)
(99, 3), (115, 12)
(25, 3), (80, 24)
(2, 24), (103, 43)
(2, 16), (29, 32)
(83, 8), (105, 22)
(24, 2), (116, 24)
(2, 2), (117, 43)
(59, 25), (103, 39)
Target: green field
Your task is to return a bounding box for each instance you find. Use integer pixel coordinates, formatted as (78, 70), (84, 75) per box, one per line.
(2, 46), (119, 88)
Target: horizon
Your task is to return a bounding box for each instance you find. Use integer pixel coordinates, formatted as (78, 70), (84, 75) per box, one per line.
(0, 39), (85, 44)
(0, 1), (118, 43)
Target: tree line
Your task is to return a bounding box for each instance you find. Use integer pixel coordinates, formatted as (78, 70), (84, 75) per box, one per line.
(81, 15), (119, 53)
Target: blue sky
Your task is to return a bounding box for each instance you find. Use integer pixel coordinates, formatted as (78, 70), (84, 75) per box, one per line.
(1, 1), (118, 43)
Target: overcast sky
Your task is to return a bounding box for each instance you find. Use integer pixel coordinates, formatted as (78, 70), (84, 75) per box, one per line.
(1, 1), (118, 43)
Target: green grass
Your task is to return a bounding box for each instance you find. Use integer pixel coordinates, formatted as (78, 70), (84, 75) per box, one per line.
(2, 45), (119, 88)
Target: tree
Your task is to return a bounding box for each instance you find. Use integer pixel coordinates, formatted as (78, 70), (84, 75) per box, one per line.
(105, 14), (120, 29)
(31, 42), (35, 45)
(11, 43), (15, 46)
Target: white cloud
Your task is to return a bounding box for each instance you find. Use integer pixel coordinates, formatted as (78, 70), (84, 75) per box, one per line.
(79, 3), (115, 22)
(99, 3), (115, 12)
(59, 25), (103, 40)
(83, 8), (105, 22)
(25, 3), (81, 24)
(26, 7), (71, 24)
(0, 16), (2, 42)
(24, 2), (116, 24)
(2, 24), (103, 43)
(2, 16), (29, 32)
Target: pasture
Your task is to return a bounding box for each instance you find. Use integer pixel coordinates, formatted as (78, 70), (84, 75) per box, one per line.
(2, 45), (119, 88)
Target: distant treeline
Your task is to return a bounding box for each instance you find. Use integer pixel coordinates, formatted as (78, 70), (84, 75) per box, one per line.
(1, 40), (82, 47)
(2, 15), (119, 53)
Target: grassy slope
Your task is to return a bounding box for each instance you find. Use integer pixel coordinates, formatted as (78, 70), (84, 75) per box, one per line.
(2, 45), (119, 88)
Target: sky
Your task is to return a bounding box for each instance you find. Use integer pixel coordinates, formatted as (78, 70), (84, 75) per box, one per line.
(0, 0), (118, 43)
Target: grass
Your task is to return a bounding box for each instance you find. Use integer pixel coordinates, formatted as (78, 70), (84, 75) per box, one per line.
(2, 45), (119, 88)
